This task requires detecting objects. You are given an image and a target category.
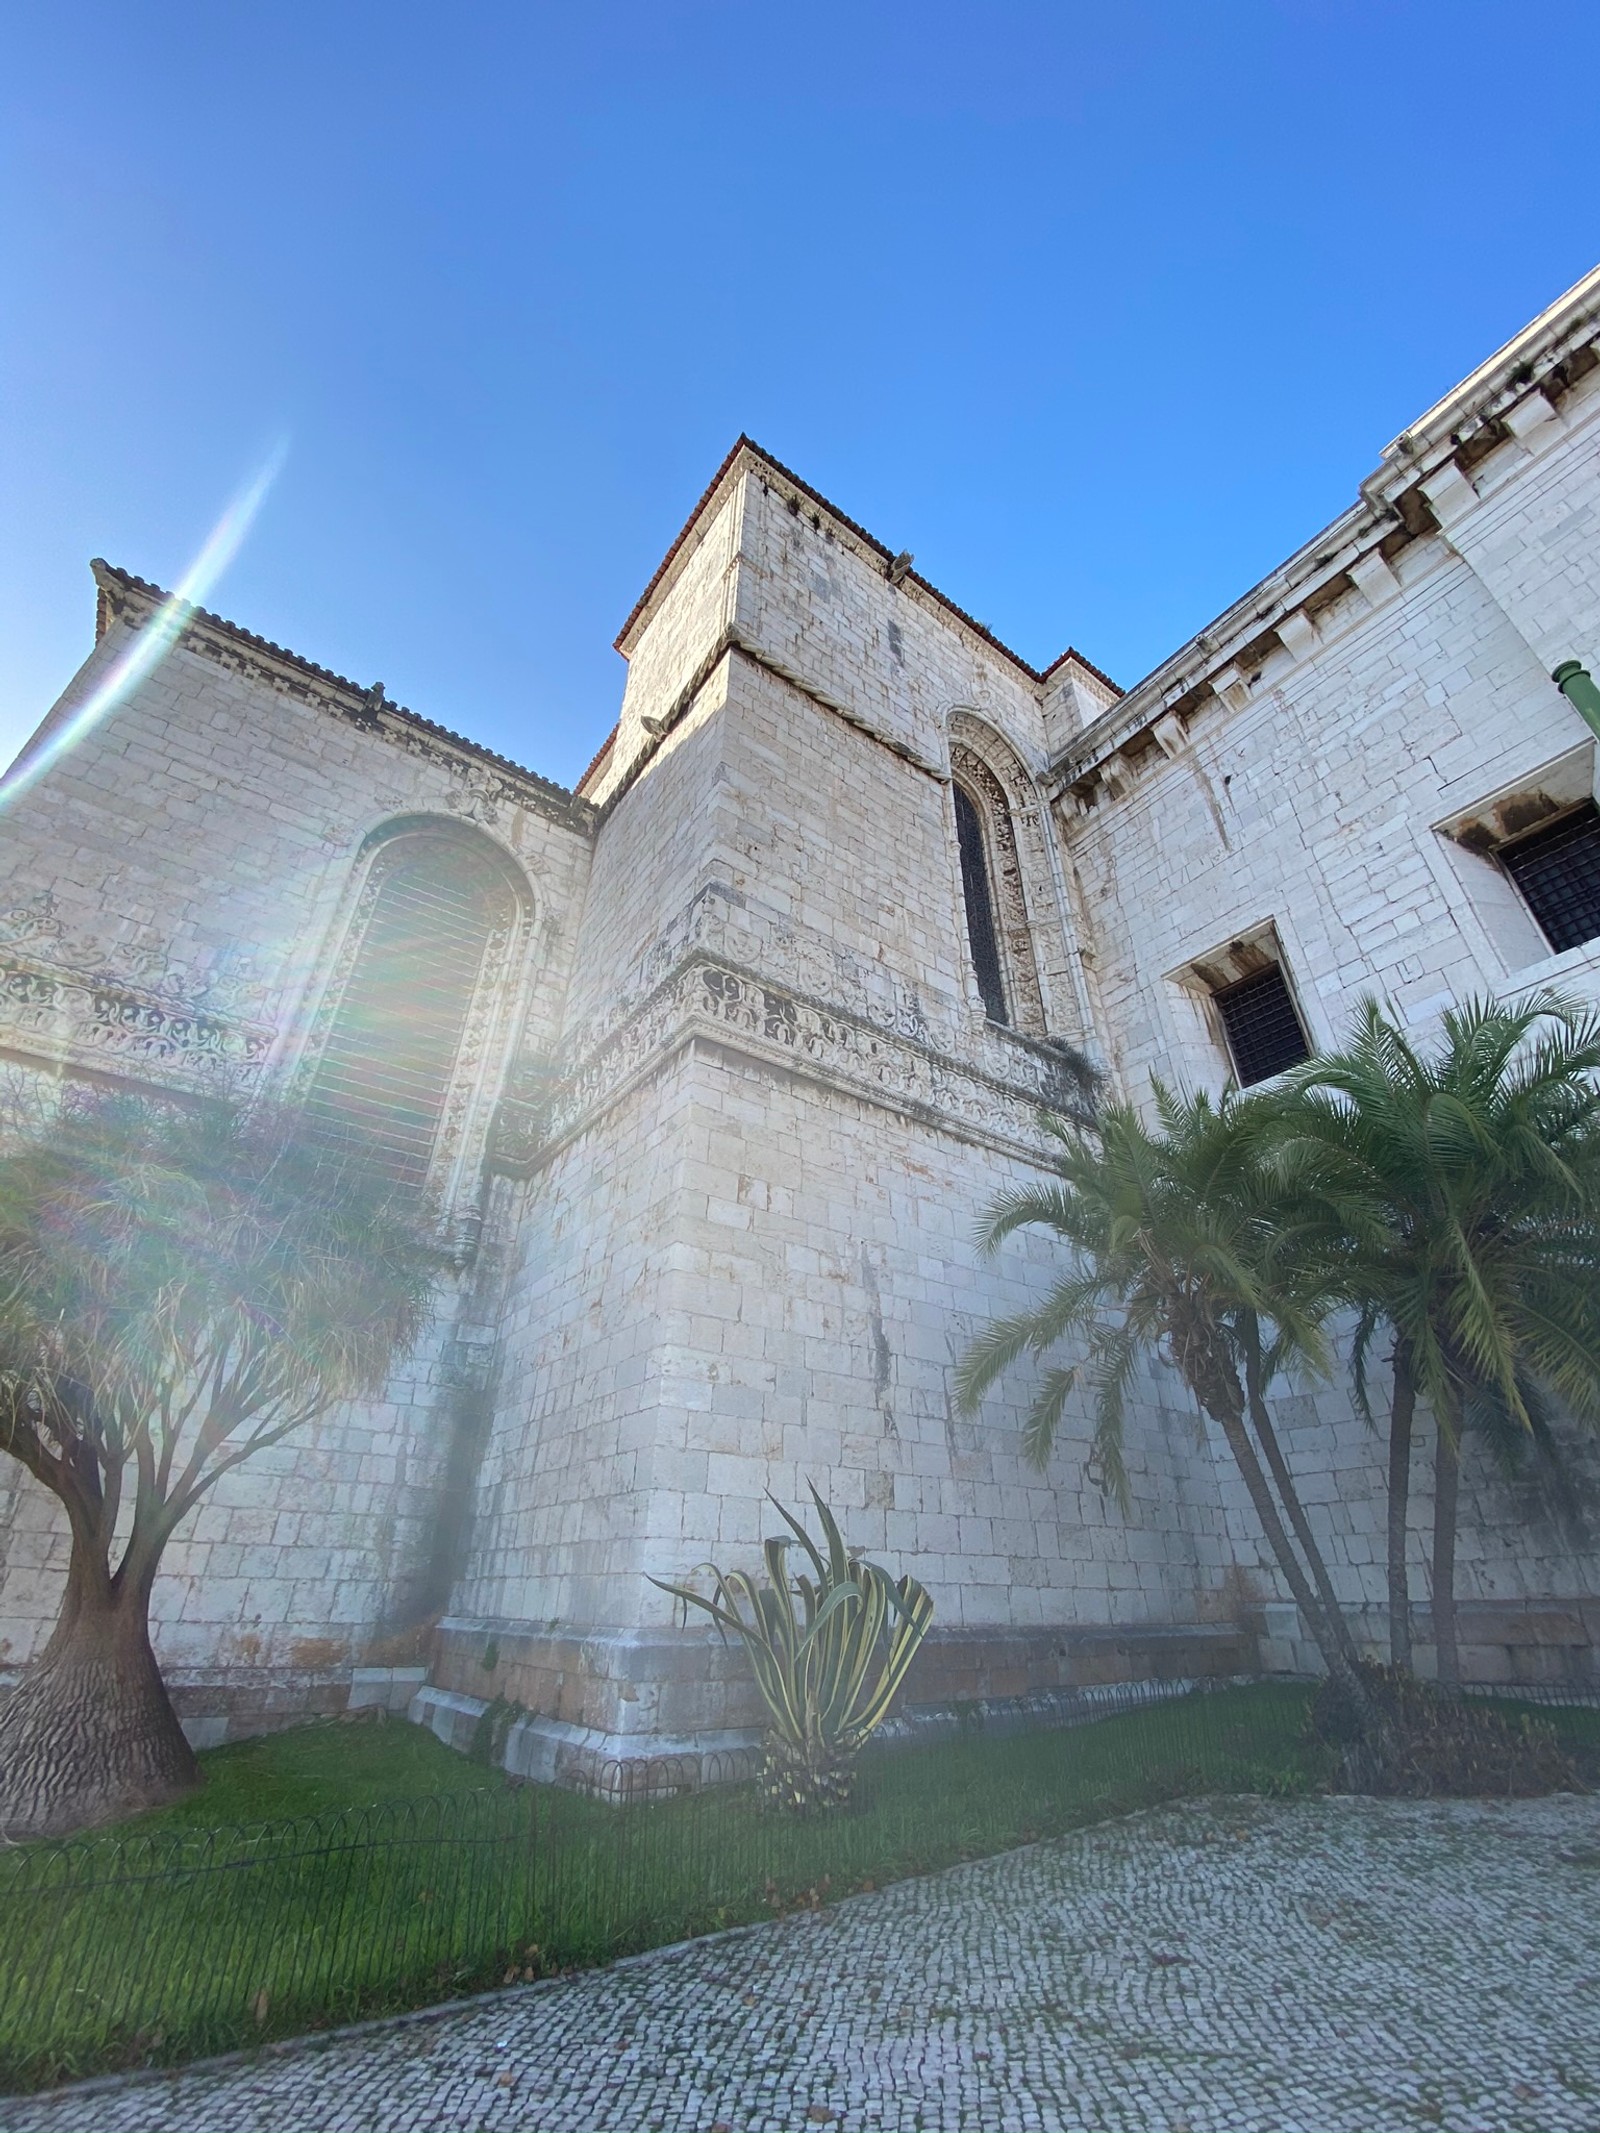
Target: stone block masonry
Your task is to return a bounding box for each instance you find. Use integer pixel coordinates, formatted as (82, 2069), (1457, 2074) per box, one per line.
(4, 271), (1600, 1759)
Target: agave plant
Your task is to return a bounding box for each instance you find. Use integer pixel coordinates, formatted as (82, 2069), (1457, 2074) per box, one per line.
(652, 1486), (934, 1813)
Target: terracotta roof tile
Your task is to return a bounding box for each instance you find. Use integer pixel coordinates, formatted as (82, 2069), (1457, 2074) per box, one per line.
(575, 725), (617, 794)
(1039, 644), (1124, 696)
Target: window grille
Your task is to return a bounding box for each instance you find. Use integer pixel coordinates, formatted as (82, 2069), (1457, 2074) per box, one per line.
(1212, 963), (1310, 1086)
(306, 838), (518, 1187)
(954, 782), (1008, 1024)
(1498, 801), (1600, 955)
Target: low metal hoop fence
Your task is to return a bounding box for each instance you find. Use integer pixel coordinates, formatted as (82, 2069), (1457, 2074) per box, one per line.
(1, 1672), (1587, 2092)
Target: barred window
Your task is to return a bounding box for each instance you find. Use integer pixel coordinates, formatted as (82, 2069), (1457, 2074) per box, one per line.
(1212, 963), (1310, 1086)
(306, 831), (521, 1187)
(954, 781), (1008, 1024)
(1498, 801), (1600, 955)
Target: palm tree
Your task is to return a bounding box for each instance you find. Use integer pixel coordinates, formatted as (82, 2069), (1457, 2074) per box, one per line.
(1279, 994), (1600, 1683)
(955, 1083), (1372, 1709)
(0, 1092), (438, 1838)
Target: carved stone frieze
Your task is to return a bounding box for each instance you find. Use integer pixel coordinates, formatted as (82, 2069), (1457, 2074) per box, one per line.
(0, 893), (273, 1090)
(492, 951), (1083, 1175)
(485, 1055), (563, 1171)
(560, 885), (952, 1072)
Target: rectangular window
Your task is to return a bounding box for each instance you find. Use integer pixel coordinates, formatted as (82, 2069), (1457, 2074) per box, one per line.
(1211, 963), (1311, 1086)
(1498, 800), (1600, 955)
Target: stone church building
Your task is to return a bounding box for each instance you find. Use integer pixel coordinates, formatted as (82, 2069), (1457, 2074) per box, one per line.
(4, 270), (1600, 1775)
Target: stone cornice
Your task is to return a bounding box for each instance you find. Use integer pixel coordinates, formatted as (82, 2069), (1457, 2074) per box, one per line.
(1372, 262), (1600, 493)
(92, 562), (596, 838)
(613, 437), (1105, 691)
(0, 889), (274, 1093)
(595, 630), (949, 825)
(1048, 266), (1600, 805)
(1048, 496), (1382, 796)
(491, 952), (1090, 1175)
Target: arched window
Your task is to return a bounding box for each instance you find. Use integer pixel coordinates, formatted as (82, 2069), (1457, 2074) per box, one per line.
(954, 781), (1008, 1024)
(304, 825), (525, 1190)
(949, 737), (1048, 1038)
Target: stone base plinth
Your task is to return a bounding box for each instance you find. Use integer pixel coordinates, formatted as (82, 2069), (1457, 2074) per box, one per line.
(417, 1615), (1262, 1783)
(3, 1598), (1590, 1774)
(1257, 1599), (1600, 1687)
(165, 1666), (357, 1750)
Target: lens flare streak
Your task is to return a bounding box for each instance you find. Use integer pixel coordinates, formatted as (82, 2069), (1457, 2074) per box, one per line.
(0, 440), (288, 811)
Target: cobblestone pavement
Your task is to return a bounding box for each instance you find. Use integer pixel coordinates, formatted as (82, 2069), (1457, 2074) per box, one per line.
(6, 1793), (1600, 2133)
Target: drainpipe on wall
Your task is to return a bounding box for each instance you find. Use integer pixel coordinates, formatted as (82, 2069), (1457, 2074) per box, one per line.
(1553, 660), (1600, 738)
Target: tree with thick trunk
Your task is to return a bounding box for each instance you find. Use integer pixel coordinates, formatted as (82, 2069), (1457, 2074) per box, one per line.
(0, 1094), (436, 1839)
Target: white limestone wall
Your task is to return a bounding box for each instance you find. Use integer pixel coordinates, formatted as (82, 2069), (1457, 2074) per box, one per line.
(1060, 547), (1596, 1102)
(1063, 363), (1600, 1109)
(731, 474), (1093, 1053)
(8, 331), (1600, 1721)
(0, 598), (592, 1688)
(732, 473), (1044, 775)
(711, 654), (977, 1044)
(454, 1056), (700, 1629)
(0, 609), (591, 1096)
(457, 1033), (1236, 1643)
(0, 1237), (471, 1677)
(0, 1034), (481, 1681)
(1191, 1364), (1600, 1624)
(584, 477), (743, 815)
(634, 1042), (1234, 1633)
(560, 662), (738, 1054)
(570, 461), (1090, 1064)
(459, 488), (1225, 1644)
(1423, 358), (1600, 676)
(1056, 379), (1600, 1635)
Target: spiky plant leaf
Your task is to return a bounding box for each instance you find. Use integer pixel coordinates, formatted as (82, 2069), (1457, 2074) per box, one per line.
(651, 1490), (933, 1813)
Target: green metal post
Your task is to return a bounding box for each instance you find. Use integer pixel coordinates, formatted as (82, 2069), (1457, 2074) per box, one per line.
(1552, 660), (1600, 738)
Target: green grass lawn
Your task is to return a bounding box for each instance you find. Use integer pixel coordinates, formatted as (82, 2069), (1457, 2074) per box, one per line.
(104, 1687), (1600, 1843)
(1, 1680), (1589, 2094)
(0, 1683), (1322, 2091)
(1486, 1693), (1600, 1753)
(167, 1679), (1320, 1828)
(140, 1713), (494, 1831)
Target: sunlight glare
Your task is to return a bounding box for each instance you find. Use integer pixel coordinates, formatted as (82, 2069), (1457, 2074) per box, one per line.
(0, 438), (289, 811)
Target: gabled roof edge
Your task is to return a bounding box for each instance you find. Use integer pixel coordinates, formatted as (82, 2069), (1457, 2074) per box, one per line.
(1039, 644), (1125, 696)
(91, 560), (591, 821)
(614, 436), (1120, 692)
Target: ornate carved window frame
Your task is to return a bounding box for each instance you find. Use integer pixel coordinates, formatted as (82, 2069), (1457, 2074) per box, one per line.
(948, 719), (1049, 1040)
(291, 815), (535, 1234)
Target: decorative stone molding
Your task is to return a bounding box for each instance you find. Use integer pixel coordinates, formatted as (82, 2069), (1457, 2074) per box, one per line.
(949, 722), (1050, 1039)
(92, 562), (594, 838)
(0, 892), (272, 1090)
(558, 882), (951, 1075)
(1503, 389), (1560, 442)
(1348, 550), (1400, 609)
(493, 952), (1089, 1174)
(292, 821), (535, 1228)
(1419, 460), (1480, 529)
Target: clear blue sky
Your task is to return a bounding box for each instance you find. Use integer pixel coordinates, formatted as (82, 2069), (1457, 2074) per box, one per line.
(4, 3), (1597, 789)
